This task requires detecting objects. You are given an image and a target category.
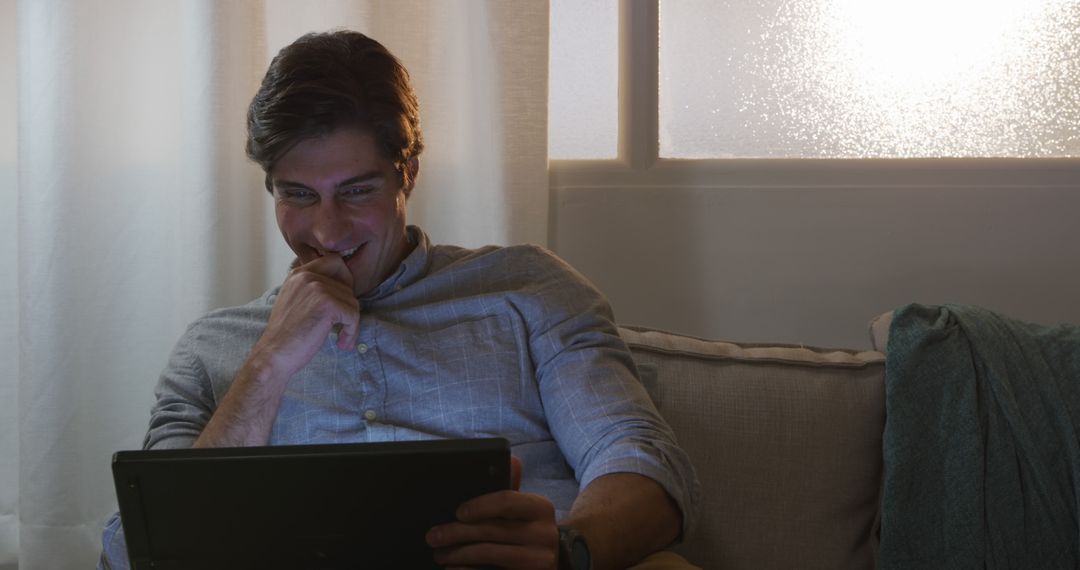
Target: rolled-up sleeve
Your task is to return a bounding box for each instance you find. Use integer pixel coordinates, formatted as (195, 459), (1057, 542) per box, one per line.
(516, 246), (701, 536)
(142, 325), (217, 450)
(99, 511), (129, 569)
(98, 325), (216, 568)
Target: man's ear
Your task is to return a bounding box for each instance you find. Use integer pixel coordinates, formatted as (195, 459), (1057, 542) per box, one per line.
(403, 157), (420, 198)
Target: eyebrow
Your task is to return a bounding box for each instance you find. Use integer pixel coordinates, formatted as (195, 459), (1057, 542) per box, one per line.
(273, 171), (385, 190)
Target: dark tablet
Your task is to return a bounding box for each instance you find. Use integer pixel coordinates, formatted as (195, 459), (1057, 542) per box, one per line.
(112, 437), (511, 570)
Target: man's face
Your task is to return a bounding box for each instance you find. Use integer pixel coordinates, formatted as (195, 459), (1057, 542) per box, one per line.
(270, 127), (416, 296)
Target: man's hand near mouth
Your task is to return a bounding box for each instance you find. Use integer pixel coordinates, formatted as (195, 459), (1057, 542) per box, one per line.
(193, 252), (359, 448)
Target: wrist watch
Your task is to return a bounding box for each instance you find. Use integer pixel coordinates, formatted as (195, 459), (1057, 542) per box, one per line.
(557, 525), (592, 570)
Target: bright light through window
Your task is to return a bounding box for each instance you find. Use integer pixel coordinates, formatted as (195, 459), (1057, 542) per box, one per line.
(837, 0), (1033, 89)
(660, 0), (1080, 158)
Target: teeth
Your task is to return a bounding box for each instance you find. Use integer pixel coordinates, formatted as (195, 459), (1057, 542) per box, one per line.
(317, 246), (359, 259)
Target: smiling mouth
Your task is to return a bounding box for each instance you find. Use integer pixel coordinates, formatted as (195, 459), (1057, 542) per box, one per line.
(316, 245), (361, 261)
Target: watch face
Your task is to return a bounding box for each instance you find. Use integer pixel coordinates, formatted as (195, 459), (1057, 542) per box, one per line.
(570, 539), (591, 569)
(559, 527), (592, 570)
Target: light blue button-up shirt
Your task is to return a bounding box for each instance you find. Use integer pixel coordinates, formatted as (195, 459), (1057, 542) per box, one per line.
(100, 226), (699, 568)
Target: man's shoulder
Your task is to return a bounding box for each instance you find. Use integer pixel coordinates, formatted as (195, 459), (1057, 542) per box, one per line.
(200, 288), (276, 319)
(423, 242), (604, 316)
(429, 242), (574, 278)
(179, 289), (276, 345)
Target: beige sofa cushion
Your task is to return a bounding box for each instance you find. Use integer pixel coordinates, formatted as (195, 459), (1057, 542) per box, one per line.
(869, 311), (894, 352)
(618, 326), (886, 570)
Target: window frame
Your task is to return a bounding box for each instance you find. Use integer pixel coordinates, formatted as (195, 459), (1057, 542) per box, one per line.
(548, 0), (1080, 190)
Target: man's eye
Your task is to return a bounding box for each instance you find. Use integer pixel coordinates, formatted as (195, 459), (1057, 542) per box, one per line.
(343, 186), (374, 197)
(279, 189), (316, 203)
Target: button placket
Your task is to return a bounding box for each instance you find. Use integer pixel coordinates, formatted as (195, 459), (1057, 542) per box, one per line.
(355, 336), (377, 424)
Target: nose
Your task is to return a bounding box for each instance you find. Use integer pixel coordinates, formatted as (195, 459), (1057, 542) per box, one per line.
(311, 201), (352, 250)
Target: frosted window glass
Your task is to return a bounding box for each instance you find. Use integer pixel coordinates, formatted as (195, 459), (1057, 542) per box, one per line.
(660, 0), (1080, 158)
(549, 0), (619, 159)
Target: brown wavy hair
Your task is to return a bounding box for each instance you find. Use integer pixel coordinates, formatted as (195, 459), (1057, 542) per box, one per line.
(246, 30), (424, 190)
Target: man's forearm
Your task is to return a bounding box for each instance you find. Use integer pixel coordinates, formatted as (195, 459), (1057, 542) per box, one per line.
(561, 473), (682, 570)
(192, 350), (289, 448)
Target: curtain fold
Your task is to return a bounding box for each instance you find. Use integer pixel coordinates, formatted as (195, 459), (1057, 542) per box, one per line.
(1, 1), (548, 567)
(1, 1), (19, 566)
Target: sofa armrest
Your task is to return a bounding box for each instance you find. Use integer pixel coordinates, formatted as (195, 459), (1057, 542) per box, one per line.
(619, 325), (886, 570)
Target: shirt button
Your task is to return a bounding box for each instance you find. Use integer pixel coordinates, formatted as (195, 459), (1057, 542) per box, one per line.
(364, 409), (377, 421)
(356, 343), (369, 354)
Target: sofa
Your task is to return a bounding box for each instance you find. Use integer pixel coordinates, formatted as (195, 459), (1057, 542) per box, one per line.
(618, 321), (890, 570)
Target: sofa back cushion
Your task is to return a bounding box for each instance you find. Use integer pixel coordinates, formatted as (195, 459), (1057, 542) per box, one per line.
(619, 325), (886, 570)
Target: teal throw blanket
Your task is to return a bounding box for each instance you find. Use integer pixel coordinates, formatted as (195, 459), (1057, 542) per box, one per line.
(880, 303), (1080, 569)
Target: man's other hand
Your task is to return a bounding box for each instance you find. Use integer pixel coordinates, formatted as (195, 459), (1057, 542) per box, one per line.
(255, 253), (359, 377)
(427, 456), (559, 570)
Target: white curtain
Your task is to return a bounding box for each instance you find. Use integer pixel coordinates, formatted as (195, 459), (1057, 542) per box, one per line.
(0, 1), (549, 567)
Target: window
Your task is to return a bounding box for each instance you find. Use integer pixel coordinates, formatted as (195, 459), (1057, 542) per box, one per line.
(551, 0), (1080, 161)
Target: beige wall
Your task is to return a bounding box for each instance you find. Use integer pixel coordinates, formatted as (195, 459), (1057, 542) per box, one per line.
(552, 183), (1080, 349)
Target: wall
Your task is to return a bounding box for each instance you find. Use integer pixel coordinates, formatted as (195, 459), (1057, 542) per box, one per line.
(549, 1), (1080, 350)
(552, 178), (1080, 350)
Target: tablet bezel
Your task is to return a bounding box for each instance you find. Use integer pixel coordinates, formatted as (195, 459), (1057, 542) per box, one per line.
(112, 437), (511, 569)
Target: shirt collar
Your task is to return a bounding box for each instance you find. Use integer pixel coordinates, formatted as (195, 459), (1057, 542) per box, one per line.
(359, 225), (431, 303)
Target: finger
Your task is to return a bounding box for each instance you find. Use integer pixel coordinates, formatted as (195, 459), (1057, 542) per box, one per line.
(335, 310), (361, 350)
(296, 252), (354, 288)
(433, 541), (557, 570)
(287, 263), (359, 309)
(285, 273), (358, 322)
(310, 283), (360, 350)
(275, 272), (360, 348)
(427, 519), (556, 549)
(456, 490), (555, 523)
(282, 266), (355, 306)
(511, 455), (522, 491)
(429, 520), (509, 547)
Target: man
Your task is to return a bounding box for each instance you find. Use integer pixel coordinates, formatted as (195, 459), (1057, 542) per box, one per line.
(100, 30), (699, 570)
